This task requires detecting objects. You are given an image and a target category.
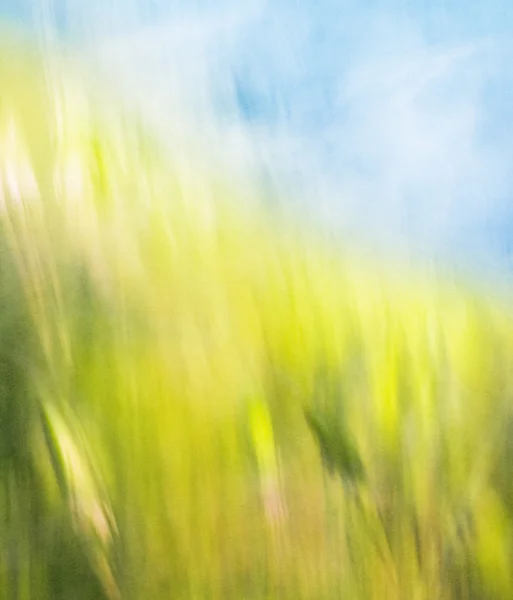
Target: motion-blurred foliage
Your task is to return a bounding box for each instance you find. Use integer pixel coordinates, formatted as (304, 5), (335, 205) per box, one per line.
(1, 29), (513, 600)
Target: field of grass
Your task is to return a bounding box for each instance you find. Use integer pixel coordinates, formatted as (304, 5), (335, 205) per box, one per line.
(1, 30), (513, 600)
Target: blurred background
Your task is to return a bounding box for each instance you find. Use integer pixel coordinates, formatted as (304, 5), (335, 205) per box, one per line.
(2, 2), (513, 600)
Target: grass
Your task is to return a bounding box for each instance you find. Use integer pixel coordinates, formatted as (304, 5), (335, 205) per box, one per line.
(1, 29), (513, 599)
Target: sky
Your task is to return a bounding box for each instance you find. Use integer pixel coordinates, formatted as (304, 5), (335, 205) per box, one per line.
(2, 0), (513, 282)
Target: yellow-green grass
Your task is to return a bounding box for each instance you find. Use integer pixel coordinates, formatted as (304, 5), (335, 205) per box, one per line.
(0, 29), (513, 600)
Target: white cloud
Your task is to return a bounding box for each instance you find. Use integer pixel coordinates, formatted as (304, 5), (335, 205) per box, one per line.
(328, 37), (510, 256)
(87, 2), (264, 60)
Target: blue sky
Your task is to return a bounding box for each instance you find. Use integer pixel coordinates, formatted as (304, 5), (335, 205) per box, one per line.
(3, 0), (513, 281)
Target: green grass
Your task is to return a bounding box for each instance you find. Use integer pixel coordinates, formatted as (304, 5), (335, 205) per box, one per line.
(1, 29), (513, 599)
